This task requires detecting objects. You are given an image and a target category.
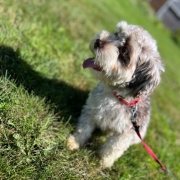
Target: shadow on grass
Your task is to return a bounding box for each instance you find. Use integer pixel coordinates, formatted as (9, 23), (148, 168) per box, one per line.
(0, 45), (88, 124)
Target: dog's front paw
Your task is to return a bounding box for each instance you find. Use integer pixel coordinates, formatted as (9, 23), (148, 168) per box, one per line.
(66, 135), (80, 150)
(100, 156), (114, 169)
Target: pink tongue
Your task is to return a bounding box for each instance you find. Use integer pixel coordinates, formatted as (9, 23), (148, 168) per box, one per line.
(82, 58), (102, 71)
(82, 58), (97, 69)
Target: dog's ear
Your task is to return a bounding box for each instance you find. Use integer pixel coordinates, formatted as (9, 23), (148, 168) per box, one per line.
(128, 55), (164, 97)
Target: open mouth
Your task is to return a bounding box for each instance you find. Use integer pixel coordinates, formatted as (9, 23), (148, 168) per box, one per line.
(82, 58), (102, 71)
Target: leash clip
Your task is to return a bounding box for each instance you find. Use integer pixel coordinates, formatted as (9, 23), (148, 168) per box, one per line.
(131, 105), (138, 123)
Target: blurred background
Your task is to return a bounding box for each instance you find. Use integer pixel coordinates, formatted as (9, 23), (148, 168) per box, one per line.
(149, 0), (180, 32)
(0, 0), (179, 179)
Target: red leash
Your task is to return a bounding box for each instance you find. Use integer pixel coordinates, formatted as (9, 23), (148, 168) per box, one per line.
(132, 121), (167, 172)
(114, 92), (168, 173)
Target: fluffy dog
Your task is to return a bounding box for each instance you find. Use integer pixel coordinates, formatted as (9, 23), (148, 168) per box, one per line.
(67, 21), (164, 168)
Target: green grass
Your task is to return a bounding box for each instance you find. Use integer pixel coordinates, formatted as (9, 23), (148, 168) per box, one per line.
(0, 0), (180, 179)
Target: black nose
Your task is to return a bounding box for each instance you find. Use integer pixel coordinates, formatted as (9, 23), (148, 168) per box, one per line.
(94, 39), (103, 49)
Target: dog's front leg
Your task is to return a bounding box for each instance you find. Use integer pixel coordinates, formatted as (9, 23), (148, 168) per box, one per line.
(67, 113), (96, 150)
(99, 132), (133, 168)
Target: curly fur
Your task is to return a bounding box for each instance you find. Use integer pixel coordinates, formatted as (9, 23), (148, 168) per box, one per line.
(67, 21), (164, 168)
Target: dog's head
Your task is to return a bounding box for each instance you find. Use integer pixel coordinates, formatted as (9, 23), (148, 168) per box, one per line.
(83, 21), (164, 97)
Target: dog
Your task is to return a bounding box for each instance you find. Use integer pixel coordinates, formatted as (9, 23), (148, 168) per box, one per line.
(67, 21), (164, 168)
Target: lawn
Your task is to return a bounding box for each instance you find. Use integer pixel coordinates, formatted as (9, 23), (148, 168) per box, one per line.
(0, 0), (180, 179)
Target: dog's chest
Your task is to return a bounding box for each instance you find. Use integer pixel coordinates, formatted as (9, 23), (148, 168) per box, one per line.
(87, 83), (131, 132)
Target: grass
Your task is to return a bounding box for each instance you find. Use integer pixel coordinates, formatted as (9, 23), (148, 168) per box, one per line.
(0, 0), (180, 179)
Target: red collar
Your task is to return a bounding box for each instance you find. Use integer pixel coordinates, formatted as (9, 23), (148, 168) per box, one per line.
(113, 92), (141, 106)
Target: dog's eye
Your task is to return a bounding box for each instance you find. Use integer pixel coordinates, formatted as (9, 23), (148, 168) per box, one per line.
(120, 46), (129, 56)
